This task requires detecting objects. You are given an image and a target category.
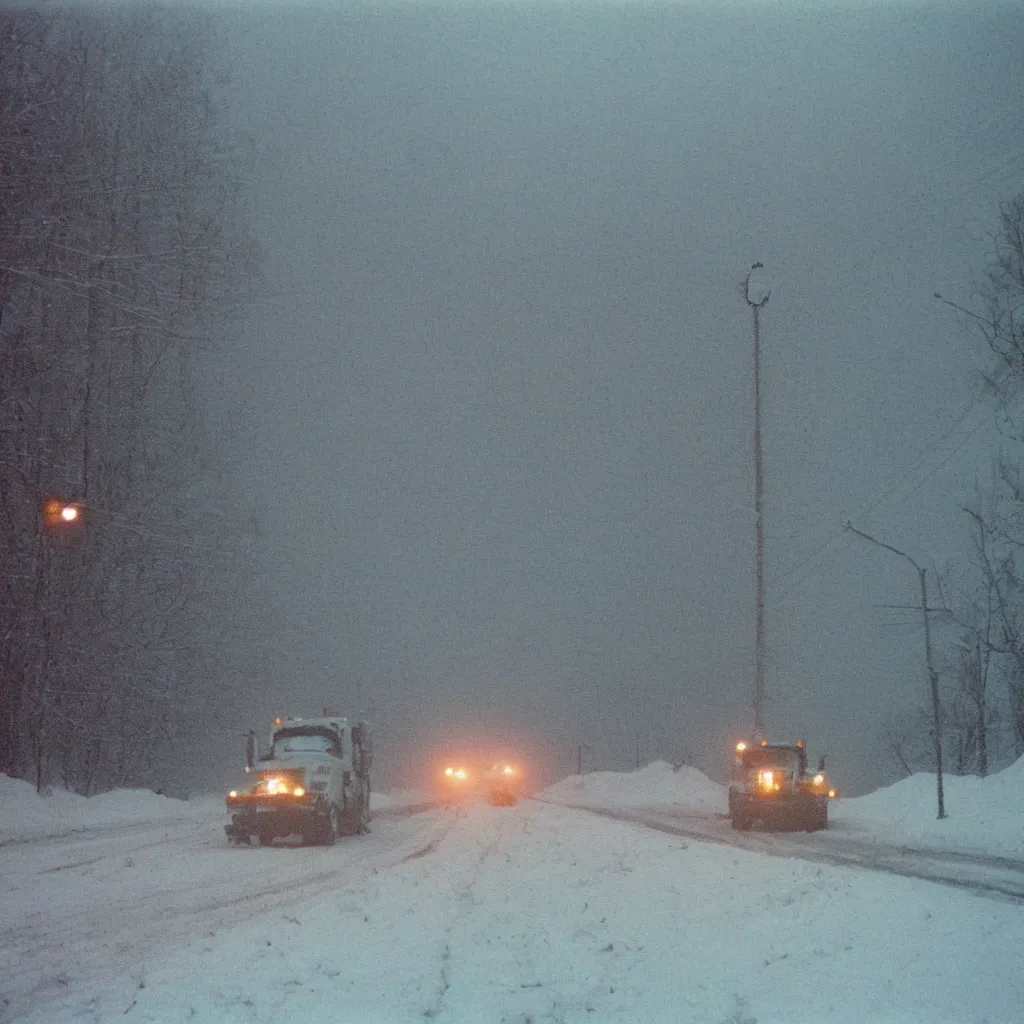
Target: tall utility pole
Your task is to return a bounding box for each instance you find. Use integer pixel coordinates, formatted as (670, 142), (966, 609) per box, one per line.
(846, 523), (946, 819)
(745, 263), (771, 737)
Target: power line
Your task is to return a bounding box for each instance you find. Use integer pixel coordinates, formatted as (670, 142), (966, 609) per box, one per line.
(768, 388), (1006, 607)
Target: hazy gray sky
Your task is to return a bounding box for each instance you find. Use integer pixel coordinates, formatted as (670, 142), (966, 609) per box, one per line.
(207, 0), (1024, 793)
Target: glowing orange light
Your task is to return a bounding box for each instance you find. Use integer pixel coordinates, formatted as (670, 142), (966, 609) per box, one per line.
(42, 498), (82, 529)
(735, 741), (747, 753)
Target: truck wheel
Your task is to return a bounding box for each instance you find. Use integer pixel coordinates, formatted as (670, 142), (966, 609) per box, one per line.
(309, 806), (337, 846)
(336, 800), (355, 837)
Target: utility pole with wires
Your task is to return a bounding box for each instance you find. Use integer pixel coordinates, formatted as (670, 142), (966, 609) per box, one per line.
(745, 262), (772, 738)
(846, 522), (947, 819)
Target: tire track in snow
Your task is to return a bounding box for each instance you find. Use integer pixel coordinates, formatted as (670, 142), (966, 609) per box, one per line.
(540, 800), (1024, 904)
(418, 802), (524, 1019)
(0, 807), (453, 1024)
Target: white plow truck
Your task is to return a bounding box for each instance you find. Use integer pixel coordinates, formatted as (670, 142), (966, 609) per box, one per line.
(226, 714), (372, 846)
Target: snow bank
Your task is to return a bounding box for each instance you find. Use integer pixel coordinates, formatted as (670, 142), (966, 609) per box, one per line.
(0, 773), (214, 843)
(541, 760), (726, 812)
(831, 755), (1024, 857)
(0, 773), (423, 843)
(370, 788), (437, 811)
(540, 756), (1024, 858)
(371, 790), (398, 810)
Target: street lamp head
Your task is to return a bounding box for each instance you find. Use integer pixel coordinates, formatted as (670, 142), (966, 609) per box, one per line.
(41, 497), (83, 530)
(745, 261), (771, 308)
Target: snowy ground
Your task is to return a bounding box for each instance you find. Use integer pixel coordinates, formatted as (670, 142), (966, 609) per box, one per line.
(1, 763), (1021, 1024)
(543, 758), (1024, 858)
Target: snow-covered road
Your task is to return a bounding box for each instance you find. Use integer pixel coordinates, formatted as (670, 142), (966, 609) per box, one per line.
(1, 803), (454, 1022)
(2, 773), (1023, 1024)
(559, 803), (1024, 902)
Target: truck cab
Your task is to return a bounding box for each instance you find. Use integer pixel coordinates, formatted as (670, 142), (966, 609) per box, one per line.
(226, 714), (372, 846)
(728, 739), (830, 832)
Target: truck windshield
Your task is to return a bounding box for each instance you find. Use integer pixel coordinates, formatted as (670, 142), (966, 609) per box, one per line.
(274, 733), (335, 754)
(740, 749), (800, 772)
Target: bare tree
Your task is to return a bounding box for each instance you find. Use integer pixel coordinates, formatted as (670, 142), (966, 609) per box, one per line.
(935, 197), (1024, 763)
(941, 506), (1000, 774)
(0, 8), (258, 791)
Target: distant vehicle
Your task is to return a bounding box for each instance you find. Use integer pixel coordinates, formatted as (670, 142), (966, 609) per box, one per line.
(226, 713), (372, 846)
(484, 762), (522, 806)
(728, 739), (833, 832)
(438, 762), (477, 805)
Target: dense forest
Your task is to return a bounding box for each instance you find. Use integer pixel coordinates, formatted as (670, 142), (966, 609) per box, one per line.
(0, 9), (257, 792)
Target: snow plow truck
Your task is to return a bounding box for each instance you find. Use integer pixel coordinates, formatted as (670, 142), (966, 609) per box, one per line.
(728, 739), (833, 832)
(483, 762), (522, 806)
(226, 713), (372, 846)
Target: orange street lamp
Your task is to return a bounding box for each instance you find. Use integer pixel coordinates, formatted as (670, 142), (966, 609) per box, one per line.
(41, 498), (83, 530)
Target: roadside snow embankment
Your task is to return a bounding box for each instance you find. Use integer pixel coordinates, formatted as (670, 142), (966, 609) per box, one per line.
(541, 757), (1024, 858)
(0, 773), (219, 843)
(831, 757), (1024, 857)
(542, 759), (725, 813)
(0, 775), (408, 844)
